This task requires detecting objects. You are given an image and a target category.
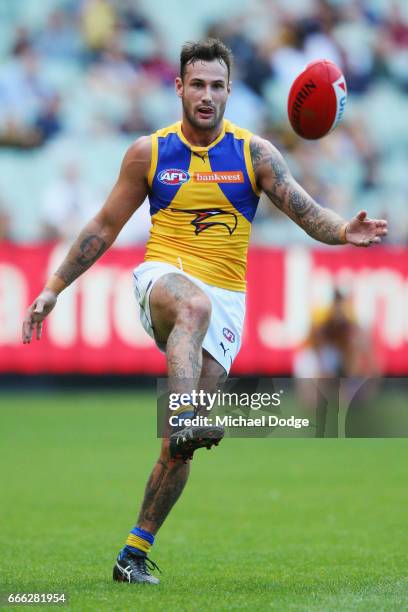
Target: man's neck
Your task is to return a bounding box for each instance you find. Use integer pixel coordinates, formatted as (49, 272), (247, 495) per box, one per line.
(180, 119), (224, 147)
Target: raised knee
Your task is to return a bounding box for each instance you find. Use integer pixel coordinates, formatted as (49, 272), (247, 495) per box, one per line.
(179, 294), (211, 330)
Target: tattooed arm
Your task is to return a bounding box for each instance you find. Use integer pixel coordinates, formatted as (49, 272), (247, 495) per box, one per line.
(250, 135), (388, 246)
(22, 136), (151, 343)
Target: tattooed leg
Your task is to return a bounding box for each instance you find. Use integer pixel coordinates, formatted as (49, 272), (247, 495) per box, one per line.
(137, 353), (226, 533)
(136, 274), (212, 533)
(137, 453), (190, 534)
(150, 273), (212, 393)
(198, 349), (228, 402)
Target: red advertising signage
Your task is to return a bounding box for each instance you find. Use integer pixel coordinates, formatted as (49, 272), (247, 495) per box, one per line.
(0, 244), (407, 374)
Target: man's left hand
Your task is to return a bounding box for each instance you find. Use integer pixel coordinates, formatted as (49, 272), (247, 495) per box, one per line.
(344, 210), (388, 247)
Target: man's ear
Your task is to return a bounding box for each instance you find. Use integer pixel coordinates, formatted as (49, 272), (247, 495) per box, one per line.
(175, 76), (183, 98)
(227, 80), (232, 94)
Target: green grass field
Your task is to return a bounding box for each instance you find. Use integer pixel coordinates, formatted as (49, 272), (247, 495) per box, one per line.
(1, 391), (407, 611)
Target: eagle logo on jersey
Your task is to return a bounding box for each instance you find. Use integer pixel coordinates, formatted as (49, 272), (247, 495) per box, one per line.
(170, 208), (238, 235)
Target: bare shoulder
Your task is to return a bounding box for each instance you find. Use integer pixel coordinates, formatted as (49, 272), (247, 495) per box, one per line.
(122, 135), (152, 170)
(121, 136), (152, 176)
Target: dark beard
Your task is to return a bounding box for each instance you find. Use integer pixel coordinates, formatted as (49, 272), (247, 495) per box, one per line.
(182, 99), (226, 131)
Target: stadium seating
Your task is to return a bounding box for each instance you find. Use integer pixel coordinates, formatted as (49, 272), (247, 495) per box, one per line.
(0, 0), (407, 243)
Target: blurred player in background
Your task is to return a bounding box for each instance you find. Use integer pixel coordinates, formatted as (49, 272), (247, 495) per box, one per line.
(293, 289), (381, 378)
(293, 288), (382, 433)
(22, 39), (387, 584)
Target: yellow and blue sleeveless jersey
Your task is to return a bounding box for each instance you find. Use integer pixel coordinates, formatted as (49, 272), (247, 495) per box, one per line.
(145, 119), (261, 291)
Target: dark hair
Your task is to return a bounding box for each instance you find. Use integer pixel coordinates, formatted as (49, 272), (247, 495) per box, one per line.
(180, 38), (233, 80)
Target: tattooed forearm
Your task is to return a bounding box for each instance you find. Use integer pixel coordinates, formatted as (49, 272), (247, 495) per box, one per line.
(55, 233), (107, 285)
(263, 183), (345, 244)
(288, 191), (345, 244)
(54, 219), (112, 285)
(251, 136), (346, 245)
(76, 235), (106, 265)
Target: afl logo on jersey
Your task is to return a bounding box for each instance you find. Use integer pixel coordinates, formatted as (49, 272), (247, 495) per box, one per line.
(158, 169), (190, 185)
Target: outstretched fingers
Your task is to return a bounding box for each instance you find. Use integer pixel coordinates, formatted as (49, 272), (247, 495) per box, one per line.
(374, 220), (388, 237)
(357, 224), (385, 246)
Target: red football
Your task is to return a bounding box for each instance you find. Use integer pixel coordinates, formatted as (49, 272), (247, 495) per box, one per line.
(287, 59), (347, 140)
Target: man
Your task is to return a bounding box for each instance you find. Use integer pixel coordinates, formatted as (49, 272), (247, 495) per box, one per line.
(22, 39), (388, 584)
(294, 289), (381, 379)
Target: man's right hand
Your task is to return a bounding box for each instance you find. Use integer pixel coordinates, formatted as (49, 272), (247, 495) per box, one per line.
(22, 289), (58, 344)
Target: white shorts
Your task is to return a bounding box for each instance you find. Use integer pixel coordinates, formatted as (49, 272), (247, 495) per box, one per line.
(132, 261), (246, 374)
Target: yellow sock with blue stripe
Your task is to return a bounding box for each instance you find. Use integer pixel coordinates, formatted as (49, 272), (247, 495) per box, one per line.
(171, 399), (195, 432)
(124, 527), (154, 557)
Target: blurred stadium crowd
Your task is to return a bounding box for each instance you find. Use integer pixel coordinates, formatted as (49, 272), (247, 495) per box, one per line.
(0, 0), (407, 244)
